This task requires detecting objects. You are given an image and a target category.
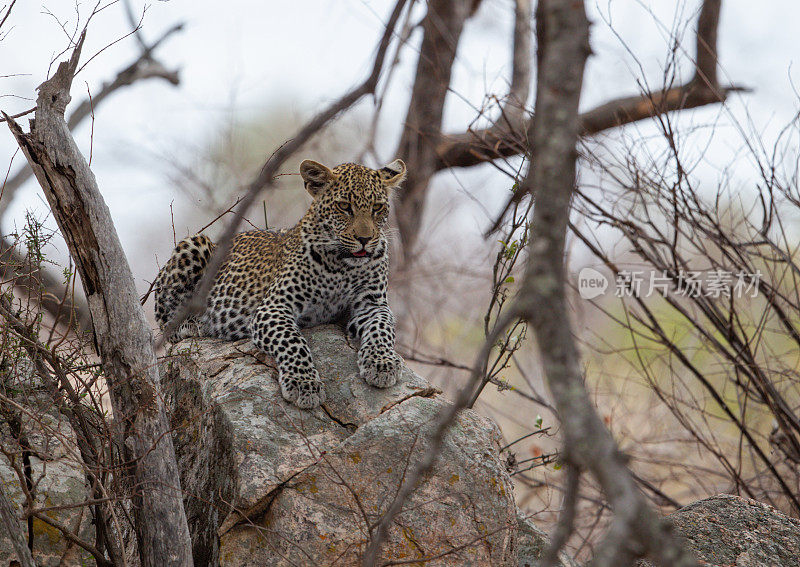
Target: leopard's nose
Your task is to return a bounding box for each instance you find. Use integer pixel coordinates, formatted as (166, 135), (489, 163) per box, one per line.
(356, 236), (370, 247)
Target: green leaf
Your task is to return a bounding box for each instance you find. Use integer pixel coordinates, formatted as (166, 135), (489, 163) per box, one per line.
(535, 415), (543, 429)
(505, 276), (514, 283)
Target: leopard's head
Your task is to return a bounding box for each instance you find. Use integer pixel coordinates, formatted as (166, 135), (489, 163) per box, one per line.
(300, 159), (406, 260)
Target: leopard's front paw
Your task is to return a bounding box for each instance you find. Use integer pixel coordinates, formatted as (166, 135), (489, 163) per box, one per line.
(358, 348), (402, 388)
(168, 319), (201, 343)
(279, 370), (326, 409)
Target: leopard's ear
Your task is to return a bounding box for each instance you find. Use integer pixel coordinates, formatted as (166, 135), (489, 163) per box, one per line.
(378, 159), (407, 189)
(300, 159), (336, 197)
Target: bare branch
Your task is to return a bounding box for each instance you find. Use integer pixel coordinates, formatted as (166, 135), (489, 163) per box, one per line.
(0, 0), (17, 32)
(539, 465), (580, 567)
(0, 292), (126, 565)
(513, 1), (697, 565)
(0, 106), (36, 123)
(361, 309), (517, 566)
(577, 83), (747, 136)
(121, 0), (148, 51)
(415, 0), (533, 195)
(432, 0), (744, 194)
(0, 21), (183, 218)
(29, 511), (113, 567)
(508, 0), (532, 111)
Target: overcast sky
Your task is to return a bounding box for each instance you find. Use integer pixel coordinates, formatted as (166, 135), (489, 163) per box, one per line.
(1, 0), (799, 290)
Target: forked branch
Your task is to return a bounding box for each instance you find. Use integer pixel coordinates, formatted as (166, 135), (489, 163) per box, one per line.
(434, 0), (742, 170)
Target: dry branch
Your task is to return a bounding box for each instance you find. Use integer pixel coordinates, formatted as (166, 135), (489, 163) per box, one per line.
(516, 1), (696, 565)
(4, 31), (193, 567)
(0, 0), (18, 33)
(0, 22), (182, 217)
(361, 309), (516, 565)
(366, 1), (704, 564)
(436, 0), (736, 171)
(0, 292), (126, 565)
(398, 0), (743, 253)
(28, 510), (113, 567)
(437, 81), (744, 171)
(160, 0), (410, 341)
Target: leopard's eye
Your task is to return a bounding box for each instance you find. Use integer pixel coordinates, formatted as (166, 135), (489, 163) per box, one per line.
(336, 201), (352, 214)
(372, 203), (386, 214)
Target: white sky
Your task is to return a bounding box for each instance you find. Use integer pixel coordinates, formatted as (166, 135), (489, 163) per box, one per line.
(1, 0), (799, 292)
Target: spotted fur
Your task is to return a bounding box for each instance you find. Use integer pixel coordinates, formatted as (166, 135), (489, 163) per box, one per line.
(154, 159), (407, 408)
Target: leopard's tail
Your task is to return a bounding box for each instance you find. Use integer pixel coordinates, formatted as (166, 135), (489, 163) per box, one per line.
(153, 234), (215, 342)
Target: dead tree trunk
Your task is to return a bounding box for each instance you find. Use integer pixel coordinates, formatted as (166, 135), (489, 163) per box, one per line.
(3, 33), (193, 567)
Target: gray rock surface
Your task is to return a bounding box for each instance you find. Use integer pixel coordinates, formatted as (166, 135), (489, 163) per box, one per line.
(164, 325), (523, 566)
(3, 329), (796, 567)
(0, 324), (575, 566)
(642, 494), (800, 567)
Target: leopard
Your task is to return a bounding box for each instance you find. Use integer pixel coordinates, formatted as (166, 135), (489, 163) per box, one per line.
(153, 159), (407, 409)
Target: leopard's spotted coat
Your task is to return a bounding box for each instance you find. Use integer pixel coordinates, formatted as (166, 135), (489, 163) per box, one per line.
(154, 159), (406, 408)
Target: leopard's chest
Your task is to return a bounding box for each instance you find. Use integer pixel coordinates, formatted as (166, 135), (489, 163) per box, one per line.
(294, 265), (363, 327)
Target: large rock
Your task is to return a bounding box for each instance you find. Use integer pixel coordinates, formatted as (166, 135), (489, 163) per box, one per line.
(643, 494), (800, 567)
(164, 325), (524, 566)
